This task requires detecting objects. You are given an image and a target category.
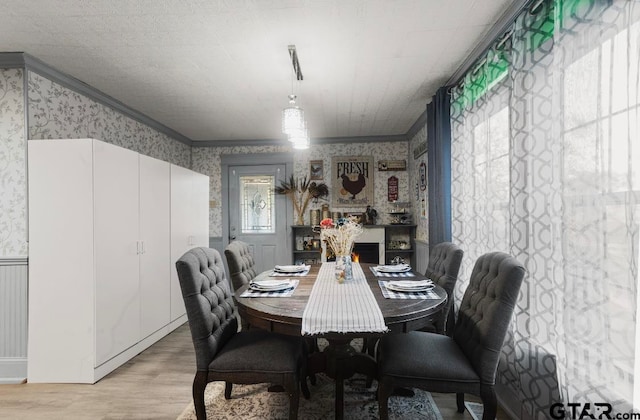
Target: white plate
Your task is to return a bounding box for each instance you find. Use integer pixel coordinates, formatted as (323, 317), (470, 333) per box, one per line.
(388, 280), (433, 288)
(376, 265), (412, 273)
(249, 280), (294, 291)
(385, 282), (433, 293)
(274, 265), (307, 273)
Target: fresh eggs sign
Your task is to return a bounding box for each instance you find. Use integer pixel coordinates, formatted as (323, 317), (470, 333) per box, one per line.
(331, 156), (374, 208)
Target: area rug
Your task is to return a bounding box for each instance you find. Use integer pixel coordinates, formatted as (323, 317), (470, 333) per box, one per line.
(177, 374), (443, 420)
(465, 401), (491, 420)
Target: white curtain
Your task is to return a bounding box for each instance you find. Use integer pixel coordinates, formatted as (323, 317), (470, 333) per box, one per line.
(451, 0), (640, 416)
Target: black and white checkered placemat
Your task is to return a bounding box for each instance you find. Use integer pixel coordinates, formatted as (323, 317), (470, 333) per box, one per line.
(369, 266), (416, 277)
(239, 280), (299, 298)
(378, 281), (440, 299)
(270, 266), (311, 276)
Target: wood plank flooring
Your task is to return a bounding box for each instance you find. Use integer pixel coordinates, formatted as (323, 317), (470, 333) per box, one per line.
(0, 324), (509, 419)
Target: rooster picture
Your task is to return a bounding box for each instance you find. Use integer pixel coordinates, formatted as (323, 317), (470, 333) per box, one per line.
(340, 173), (366, 199)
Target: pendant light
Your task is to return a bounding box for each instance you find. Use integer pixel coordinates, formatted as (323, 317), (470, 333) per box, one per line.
(282, 45), (311, 149)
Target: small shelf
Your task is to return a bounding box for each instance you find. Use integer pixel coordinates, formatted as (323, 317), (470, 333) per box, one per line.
(293, 250), (321, 254)
(386, 249), (413, 253)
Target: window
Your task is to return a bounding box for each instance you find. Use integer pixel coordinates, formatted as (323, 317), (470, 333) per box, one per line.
(239, 175), (275, 233)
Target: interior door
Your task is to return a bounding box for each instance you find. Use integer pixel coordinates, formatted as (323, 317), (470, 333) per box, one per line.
(228, 164), (288, 273)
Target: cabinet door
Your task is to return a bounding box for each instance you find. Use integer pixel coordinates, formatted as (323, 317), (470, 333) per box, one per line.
(139, 155), (171, 338)
(191, 171), (210, 247)
(170, 165), (192, 321)
(94, 141), (141, 366)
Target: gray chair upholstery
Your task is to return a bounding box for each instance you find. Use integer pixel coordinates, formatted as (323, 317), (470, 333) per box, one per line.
(176, 247), (309, 420)
(423, 242), (463, 335)
(362, 242), (463, 361)
(224, 240), (258, 292)
(377, 252), (525, 420)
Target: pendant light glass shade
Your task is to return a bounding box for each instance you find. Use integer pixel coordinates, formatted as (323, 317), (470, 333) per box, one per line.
(287, 125), (307, 142)
(290, 136), (310, 149)
(282, 94), (305, 135)
(289, 124), (310, 149)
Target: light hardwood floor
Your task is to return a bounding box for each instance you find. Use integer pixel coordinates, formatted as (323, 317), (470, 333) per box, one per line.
(0, 324), (509, 419)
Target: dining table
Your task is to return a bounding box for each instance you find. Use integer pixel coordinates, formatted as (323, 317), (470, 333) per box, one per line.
(234, 262), (447, 420)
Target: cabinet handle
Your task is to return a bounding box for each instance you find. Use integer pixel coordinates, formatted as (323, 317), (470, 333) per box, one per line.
(141, 240), (145, 254)
(136, 241), (140, 255)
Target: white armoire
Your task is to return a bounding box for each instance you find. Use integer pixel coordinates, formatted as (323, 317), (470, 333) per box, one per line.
(27, 138), (209, 383)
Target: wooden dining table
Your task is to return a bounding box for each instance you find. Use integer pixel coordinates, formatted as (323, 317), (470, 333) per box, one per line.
(234, 262), (447, 420)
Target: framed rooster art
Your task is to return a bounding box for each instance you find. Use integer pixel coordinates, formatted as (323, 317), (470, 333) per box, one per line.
(331, 155), (374, 208)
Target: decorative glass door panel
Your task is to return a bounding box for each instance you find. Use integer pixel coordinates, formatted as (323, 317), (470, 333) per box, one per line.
(240, 175), (275, 234)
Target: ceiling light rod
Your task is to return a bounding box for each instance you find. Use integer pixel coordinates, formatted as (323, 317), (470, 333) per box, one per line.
(288, 45), (303, 81)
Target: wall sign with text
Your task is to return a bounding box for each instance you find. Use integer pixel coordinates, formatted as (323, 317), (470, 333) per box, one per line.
(331, 155), (374, 208)
(387, 176), (399, 202)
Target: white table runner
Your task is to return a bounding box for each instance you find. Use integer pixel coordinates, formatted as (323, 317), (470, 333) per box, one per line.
(301, 262), (388, 335)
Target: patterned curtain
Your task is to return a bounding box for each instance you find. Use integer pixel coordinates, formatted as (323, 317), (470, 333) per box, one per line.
(451, 0), (640, 417)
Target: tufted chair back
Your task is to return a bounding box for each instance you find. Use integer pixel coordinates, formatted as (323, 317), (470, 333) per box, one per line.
(425, 242), (463, 334)
(224, 240), (258, 292)
(452, 252), (524, 385)
(175, 247), (238, 371)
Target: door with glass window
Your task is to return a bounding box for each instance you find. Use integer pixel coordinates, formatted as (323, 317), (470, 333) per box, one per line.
(228, 164), (287, 273)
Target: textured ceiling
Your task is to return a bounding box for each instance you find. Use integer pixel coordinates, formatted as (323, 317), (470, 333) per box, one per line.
(0, 0), (514, 142)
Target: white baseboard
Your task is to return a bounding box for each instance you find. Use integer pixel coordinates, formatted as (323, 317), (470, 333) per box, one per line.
(0, 357), (27, 384)
(168, 314), (188, 332)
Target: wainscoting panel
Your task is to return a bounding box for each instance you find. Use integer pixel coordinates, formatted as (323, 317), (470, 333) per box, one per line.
(0, 259), (28, 382)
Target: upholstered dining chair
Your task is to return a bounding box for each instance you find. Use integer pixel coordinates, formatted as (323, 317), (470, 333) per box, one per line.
(224, 240), (258, 292)
(362, 242), (463, 360)
(377, 252), (525, 420)
(422, 241), (463, 335)
(176, 247), (310, 420)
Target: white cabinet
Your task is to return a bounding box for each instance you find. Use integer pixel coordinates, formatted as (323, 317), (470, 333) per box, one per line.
(170, 164), (210, 321)
(27, 139), (207, 383)
(93, 140), (141, 366)
(139, 155), (171, 340)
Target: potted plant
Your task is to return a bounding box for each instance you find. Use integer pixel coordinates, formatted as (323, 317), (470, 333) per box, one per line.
(275, 175), (329, 225)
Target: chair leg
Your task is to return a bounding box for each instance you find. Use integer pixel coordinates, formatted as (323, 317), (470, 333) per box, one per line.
(224, 382), (233, 399)
(361, 337), (368, 353)
(305, 337), (318, 386)
(456, 392), (465, 413)
(299, 358), (311, 399)
(285, 375), (300, 420)
(192, 372), (208, 420)
(480, 385), (497, 420)
(377, 377), (393, 420)
(364, 337), (378, 387)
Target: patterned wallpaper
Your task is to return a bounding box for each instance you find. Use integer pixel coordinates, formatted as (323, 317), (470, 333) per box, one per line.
(27, 72), (191, 167)
(0, 69), (27, 257)
(1, 70), (425, 250)
(0, 68), (197, 257)
(192, 140), (412, 237)
(408, 126), (428, 242)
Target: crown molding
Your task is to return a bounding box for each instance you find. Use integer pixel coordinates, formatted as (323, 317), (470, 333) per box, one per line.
(193, 138), (284, 148)
(1, 52), (423, 149)
(193, 134), (407, 148)
(0, 52), (193, 146)
(314, 135), (407, 144)
(405, 107), (428, 140)
(0, 52), (27, 68)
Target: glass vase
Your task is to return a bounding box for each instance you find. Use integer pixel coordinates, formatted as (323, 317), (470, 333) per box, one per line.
(334, 254), (353, 283)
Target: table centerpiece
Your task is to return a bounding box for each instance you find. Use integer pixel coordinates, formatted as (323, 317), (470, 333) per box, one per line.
(318, 216), (363, 283)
